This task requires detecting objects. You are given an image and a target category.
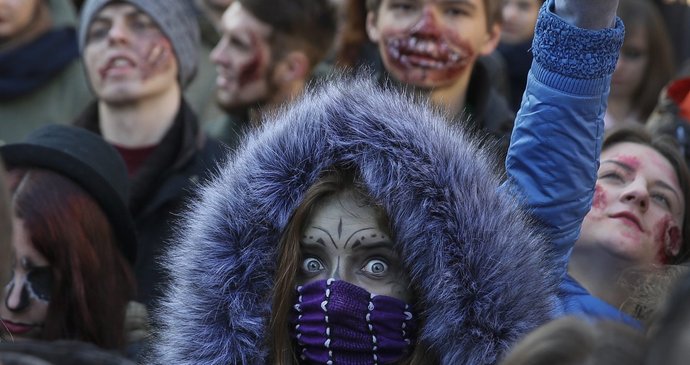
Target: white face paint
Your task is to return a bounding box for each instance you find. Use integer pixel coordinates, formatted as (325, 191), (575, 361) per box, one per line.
(296, 189), (411, 301)
(0, 218), (51, 339)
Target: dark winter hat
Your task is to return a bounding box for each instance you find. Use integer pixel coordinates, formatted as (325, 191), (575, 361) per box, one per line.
(77, 0), (200, 87)
(0, 125), (137, 264)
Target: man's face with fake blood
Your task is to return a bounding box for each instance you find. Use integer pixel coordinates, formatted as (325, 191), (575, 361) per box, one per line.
(366, 0), (500, 89)
(83, 4), (179, 104)
(578, 143), (685, 266)
(211, 2), (276, 114)
(0, 218), (51, 340)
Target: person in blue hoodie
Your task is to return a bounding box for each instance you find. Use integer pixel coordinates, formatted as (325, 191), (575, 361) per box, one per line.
(154, 0), (625, 363)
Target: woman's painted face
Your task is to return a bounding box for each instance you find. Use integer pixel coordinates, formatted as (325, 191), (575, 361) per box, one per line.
(579, 143), (685, 265)
(0, 0), (39, 40)
(0, 218), (51, 339)
(500, 0), (540, 45)
(610, 27), (649, 101)
(297, 190), (411, 301)
(83, 4), (179, 104)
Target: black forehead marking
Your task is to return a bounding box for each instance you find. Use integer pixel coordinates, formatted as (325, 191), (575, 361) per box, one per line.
(312, 226), (338, 249)
(344, 227), (377, 249)
(338, 218), (343, 240)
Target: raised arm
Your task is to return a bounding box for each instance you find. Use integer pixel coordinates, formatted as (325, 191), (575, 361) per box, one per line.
(504, 0), (624, 274)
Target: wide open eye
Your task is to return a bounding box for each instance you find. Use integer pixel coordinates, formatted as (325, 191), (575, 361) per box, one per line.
(362, 259), (388, 276)
(301, 257), (325, 274)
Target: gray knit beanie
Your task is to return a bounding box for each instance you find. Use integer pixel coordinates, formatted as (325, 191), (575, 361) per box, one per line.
(78, 0), (200, 87)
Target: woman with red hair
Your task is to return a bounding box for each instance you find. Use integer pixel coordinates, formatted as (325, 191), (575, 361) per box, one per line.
(0, 125), (137, 352)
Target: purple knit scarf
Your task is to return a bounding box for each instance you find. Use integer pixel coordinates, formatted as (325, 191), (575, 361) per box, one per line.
(289, 278), (417, 365)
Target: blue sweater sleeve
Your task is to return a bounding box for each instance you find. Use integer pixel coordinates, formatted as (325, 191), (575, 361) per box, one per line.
(503, 0), (624, 275)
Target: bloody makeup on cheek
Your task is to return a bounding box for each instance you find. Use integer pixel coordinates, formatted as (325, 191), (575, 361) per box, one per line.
(138, 34), (175, 81)
(237, 32), (266, 88)
(382, 11), (474, 85)
(592, 184), (607, 210)
(655, 215), (681, 264)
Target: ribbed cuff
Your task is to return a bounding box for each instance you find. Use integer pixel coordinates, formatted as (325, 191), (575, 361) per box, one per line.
(532, 0), (625, 81)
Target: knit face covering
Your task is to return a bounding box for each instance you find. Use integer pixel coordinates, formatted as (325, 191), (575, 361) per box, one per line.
(290, 278), (417, 365)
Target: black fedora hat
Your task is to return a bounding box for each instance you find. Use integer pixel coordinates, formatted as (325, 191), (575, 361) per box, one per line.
(0, 125), (137, 264)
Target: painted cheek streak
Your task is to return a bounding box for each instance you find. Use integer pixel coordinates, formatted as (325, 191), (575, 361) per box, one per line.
(592, 184), (607, 210)
(238, 34), (265, 87)
(139, 36), (174, 81)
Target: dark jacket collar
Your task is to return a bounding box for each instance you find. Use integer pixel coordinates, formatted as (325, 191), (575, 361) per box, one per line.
(74, 99), (204, 216)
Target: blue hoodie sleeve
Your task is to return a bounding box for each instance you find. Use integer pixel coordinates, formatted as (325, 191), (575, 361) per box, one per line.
(504, 0), (624, 276)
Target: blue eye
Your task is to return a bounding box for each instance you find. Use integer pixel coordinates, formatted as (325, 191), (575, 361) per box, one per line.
(652, 193), (671, 208)
(302, 257), (324, 273)
(363, 259), (388, 275)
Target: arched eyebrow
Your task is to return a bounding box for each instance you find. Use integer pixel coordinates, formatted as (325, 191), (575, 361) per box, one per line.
(350, 240), (395, 251)
(344, 227), (378, 249)
(601, 160), (634, 172)
(310, 226), (337, 249)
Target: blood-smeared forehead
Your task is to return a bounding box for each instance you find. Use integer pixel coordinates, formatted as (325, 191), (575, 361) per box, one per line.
(611, 154), (641, 170)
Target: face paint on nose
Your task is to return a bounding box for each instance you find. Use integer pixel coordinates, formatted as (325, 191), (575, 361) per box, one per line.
(5, 281), (30, 312)
(4, 266), (52, 313)
(381, 8), (474, 87)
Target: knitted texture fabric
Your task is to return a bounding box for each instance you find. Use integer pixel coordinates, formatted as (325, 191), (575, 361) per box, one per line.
(532, 1), (624, 80)
(78, 0), (199, 87)
(290, 279), (417, 365)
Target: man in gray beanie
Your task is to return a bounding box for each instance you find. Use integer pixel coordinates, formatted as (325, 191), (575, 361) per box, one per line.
(73, 0), (226, 311)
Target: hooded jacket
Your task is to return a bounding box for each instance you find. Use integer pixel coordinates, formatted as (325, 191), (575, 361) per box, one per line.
(154, 74), (560, 365)
(155, 2), (627, 363)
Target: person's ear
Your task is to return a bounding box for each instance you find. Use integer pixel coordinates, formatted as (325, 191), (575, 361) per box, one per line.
(479, 23), (502, 56)
(366, 11), (380, 42)
(274, 51), (310, 85)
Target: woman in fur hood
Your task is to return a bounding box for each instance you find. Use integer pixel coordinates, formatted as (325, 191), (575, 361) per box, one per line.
(154, 0), (624, 364)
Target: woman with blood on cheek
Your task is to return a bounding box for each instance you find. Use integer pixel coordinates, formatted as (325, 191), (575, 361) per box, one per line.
(568, 127), (690, 323)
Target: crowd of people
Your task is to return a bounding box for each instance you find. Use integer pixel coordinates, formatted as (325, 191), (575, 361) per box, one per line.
(0, 0), (689, 364)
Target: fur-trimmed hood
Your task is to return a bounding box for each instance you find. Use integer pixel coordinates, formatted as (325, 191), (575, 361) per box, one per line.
(154, 76), (560, 364)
